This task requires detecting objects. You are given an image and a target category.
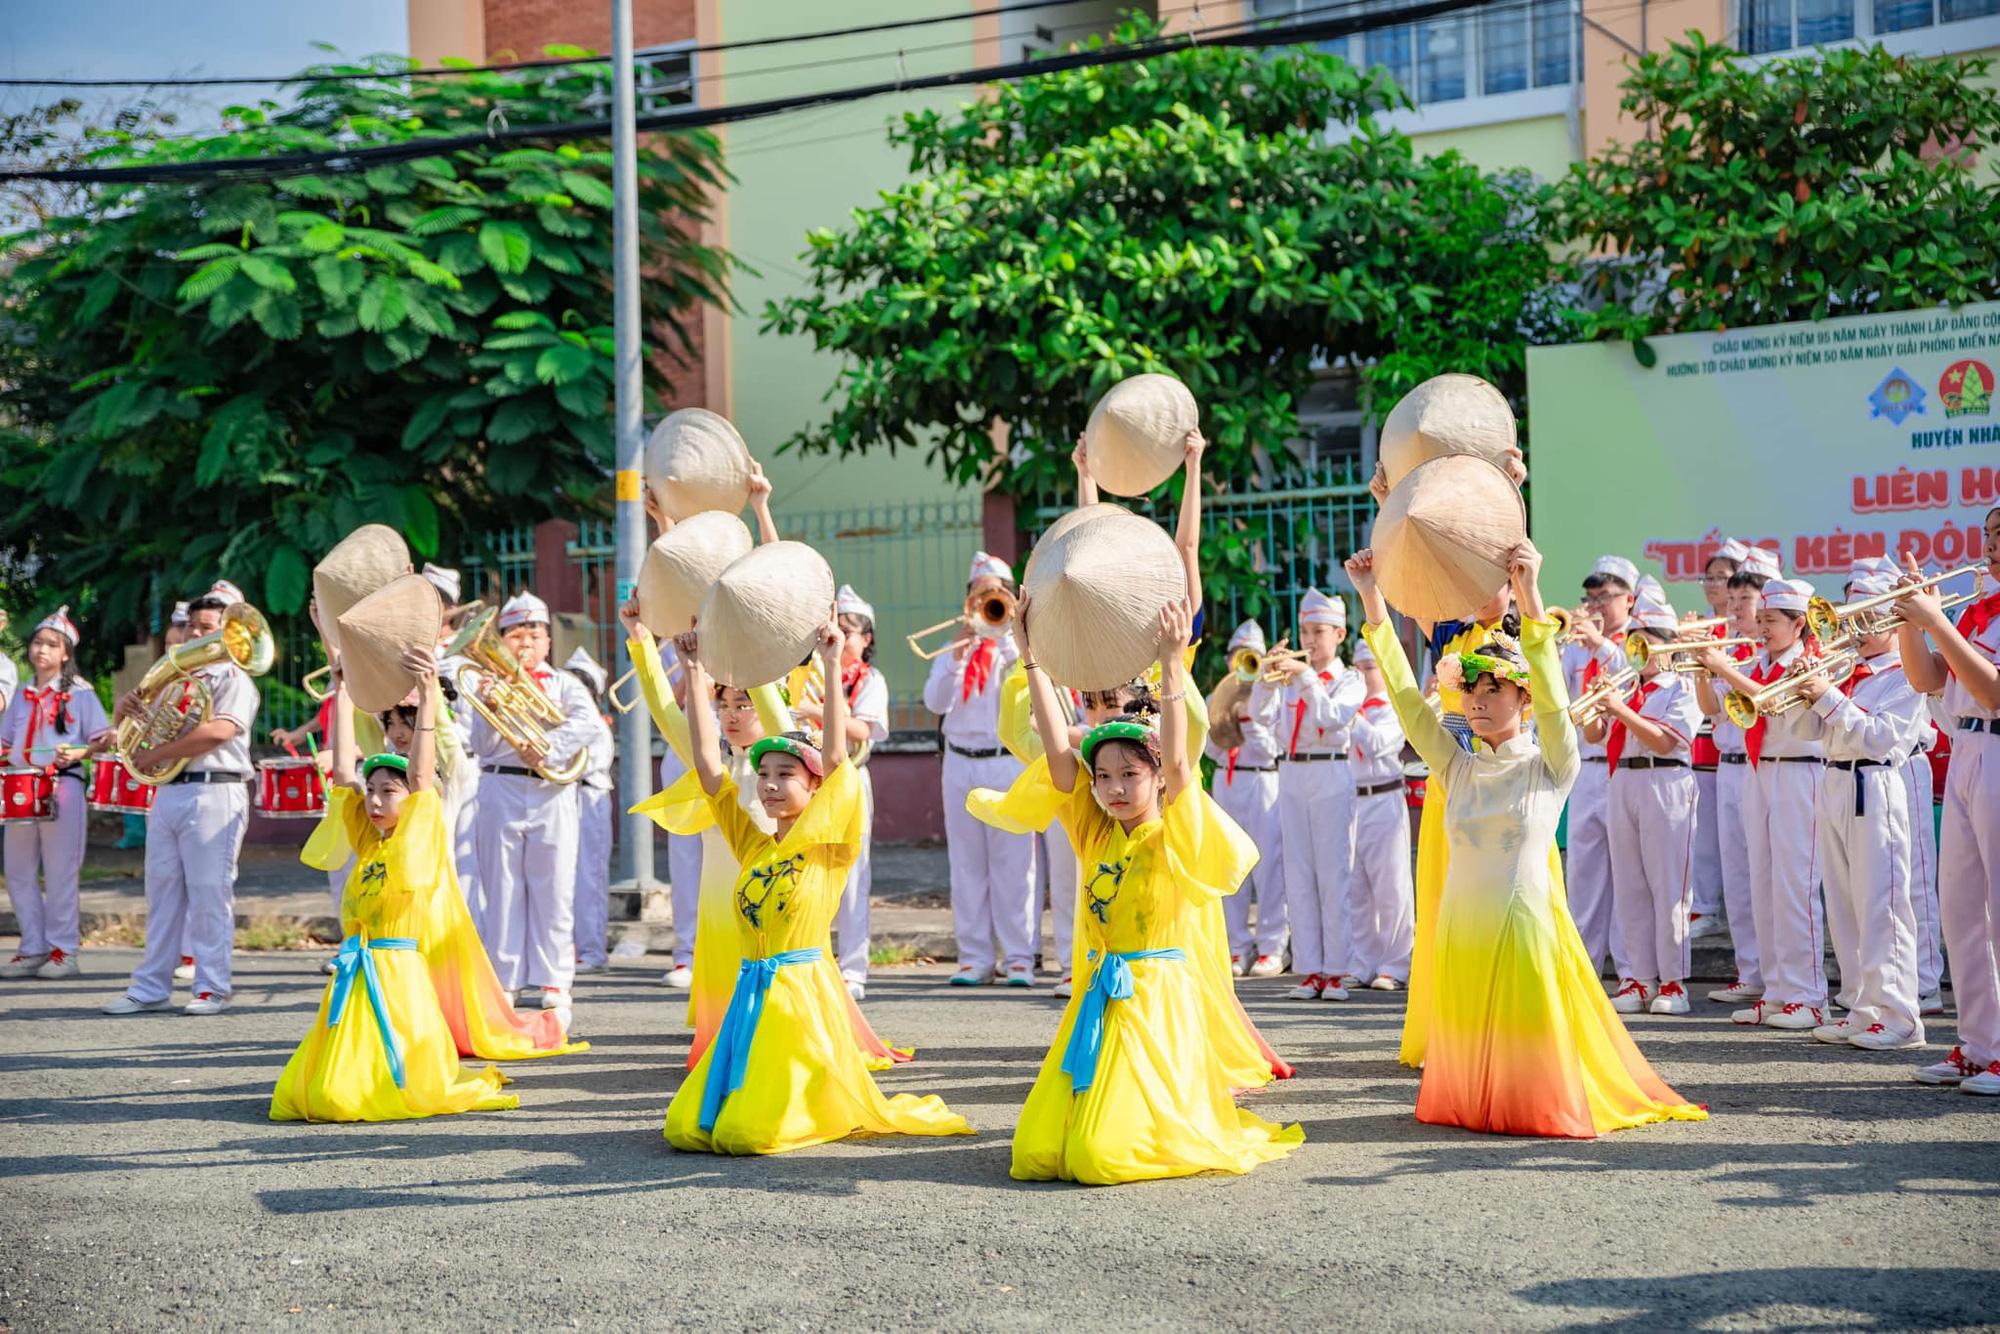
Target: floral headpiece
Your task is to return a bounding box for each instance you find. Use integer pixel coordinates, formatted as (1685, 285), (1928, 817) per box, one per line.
(749, 734), (824, 778)
(1436, 638), (1530, 693)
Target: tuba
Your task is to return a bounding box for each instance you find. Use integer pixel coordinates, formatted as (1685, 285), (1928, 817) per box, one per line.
(115, 602), (276, 784)
(446, 607), (588, 783)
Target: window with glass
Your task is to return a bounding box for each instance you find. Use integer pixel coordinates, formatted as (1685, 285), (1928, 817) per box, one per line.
(1254, 0), (1576, 110)
(1739, 0), (1997, 52)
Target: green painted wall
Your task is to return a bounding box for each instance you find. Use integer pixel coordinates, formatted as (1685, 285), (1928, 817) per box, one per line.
(1408, 112), (1578, 182)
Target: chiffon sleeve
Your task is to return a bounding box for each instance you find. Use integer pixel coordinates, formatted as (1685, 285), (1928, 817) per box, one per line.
(1362, 618), (1467, 790)
(380, 789), (449, 910)
(630, 766), (719, 836)
(1158, 786), (1258, 907)
(301, 785), (377, 872)
(706, 774), (773, 868)
(1523, 615), (1580, 787)
(783, 760), (863, 872)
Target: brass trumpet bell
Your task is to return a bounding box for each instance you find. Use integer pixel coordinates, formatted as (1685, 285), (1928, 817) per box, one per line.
(116, 601), (276, 784)
(907, 588), (1018, 660)
(1723, 645), (1861, 727)
(1627, 634), (1760, 672)
(1806, 562), (1989, 639)
(446, 607), (588, 783)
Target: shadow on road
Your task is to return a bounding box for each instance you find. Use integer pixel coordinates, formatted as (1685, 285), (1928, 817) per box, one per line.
(1514, 1266), (1993, 1331)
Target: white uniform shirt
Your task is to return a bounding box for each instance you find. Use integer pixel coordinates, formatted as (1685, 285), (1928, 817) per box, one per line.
(1942, 596), (2000, 722)
(577, 707), (615, 791)
(1744, 642), (1824, 760)
(185, 663), (259, 774)
(1249, 661), (1365, 757)
(0, 654), (17, 714)
(846, 664), (891, 747)
(1562, 633), (1630, 760)
(0, 676), (111, 764)
(1806, 653), (1928, 764)
(922, 635), (1018, 750)
(1349, 693), (1407, 788)
(1201, 684), (1281, 772)
(468, 663), (600, 773)
(1707, 641), (1758, 755)
(1612, 671), (1701, 762)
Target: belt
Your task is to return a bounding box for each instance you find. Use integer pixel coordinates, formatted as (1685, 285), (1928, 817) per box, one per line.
(1693, 764), (1717, 773)
(1281, 752), (1348, 763)
(1718, 753), (1749, 765)
(946, 743), (1006, 760)
(167, 771), (249, 785)
(700, 947), (823, 1131)
(1762, 755), (1822, 766)
(1959, 717), (1996, 735)
(1356, 780), (1404, 797)
(1583, 756), (1609, 764)
(327, 935), (419, 1089)
(1617, 758), (1688, 770)
(1827, 757), (1890, 815)
(1229, 763), (1276, 773)
(1062, 948), (1184, 1095)
(481, 764), (549, 779)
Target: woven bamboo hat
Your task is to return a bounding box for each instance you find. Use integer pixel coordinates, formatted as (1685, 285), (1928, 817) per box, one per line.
(1379, 374), (1519, 491)
(1082, 374), (1198, 497)
(645, 408), (754, 521)
(1022, 502), (1130, 588)
(314, 525), (411, 654)
(1372, 455), (1525, 623)
(697, 541), (836, 688)
(639, 510), (754, 638)
(335, 574), (444, 713)
(1023, 508), (1184, 691)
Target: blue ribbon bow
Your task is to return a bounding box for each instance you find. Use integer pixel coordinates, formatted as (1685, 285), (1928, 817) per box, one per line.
(326, 934), (420, 1090)
(1060, 947), (1185, 1095)
(699, 946), (824, 1132)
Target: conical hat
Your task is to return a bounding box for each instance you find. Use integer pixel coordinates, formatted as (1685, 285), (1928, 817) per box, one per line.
(1022, 502), (1131, 588)
(639, 511), (754, 638)
(1022, 508), (1184, 691)
(1378, 374), (1518, 491)
(1372, 455), (1525, 623)
(645, 408), (754, 521)
(1082, 374), (1199, 497)
(696, 541), (836, 689)
(313, 525), (411, 654)
(1206, 673), (1248, 751)
(335, 574), (444, 713)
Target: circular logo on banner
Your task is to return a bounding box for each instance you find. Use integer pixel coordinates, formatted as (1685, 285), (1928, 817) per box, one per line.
(1939, 359), (1994, 419)
(1868, 367), (1927, 425)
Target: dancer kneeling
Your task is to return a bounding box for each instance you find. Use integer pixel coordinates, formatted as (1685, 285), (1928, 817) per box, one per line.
(662, 611), (971, 1154)
(1009, 597), (1303, 1184)
(1346, 542), (1706, 1139)
(271, 648), (516, 1122)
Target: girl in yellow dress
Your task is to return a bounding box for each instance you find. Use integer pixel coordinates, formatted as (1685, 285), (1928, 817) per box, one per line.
(272, 650), (516, 1123)
(1346, 542), (1706, 1138)
(1007, 596), (1304, 1184)
(661, 611), (971, 1155)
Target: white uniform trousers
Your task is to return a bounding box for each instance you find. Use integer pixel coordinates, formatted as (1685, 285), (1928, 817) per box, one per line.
(1041, 830), (1079, 978)
(127, 782), (247, 1003)
(1939, 731), (2000, 1065)
(1818, 764), (1922, 1038)
(572, 785), (613, 969)
(1899, 752), (1944, 998)
(1276, 757), (1352, 979)
(660, 750), (704, 968)
(455, 776), (484, 923)
(472, 773), (580, 992)
(1691, 767), (1724, 919)
(1742, 758), (1826, 1007)
(941, 749), (1036, 976)
(1605, 767), (1697, 984)
(4, 770), (87, 957)
(833, 766), (874, 985)
(1213, 769), (1286, 961)
(1565, 759), (1618, 970)
(1348, 786), (1413, 981)
(1715, 758), (1761, 988)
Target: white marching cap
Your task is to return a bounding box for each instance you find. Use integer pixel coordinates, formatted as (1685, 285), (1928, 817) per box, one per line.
(498, 589), (550, 629)
(204, 580), (247, 607)
(1630, 597), (1679, 633)
(1714, 537), (1753, 565)
(835, 583), (876, 622)
(1587, 555), (1639, 590)
(969, 551), (1012, 585)
(1743, 546), (1782, 579)
(1300, 588), (1346, 627)
(1761, 578), (1814, 613)
(36, 605), (79, 646)
(1227, 618), (1266, 653)
(422, 563), (462, 605)
(564, 645), (608, 696)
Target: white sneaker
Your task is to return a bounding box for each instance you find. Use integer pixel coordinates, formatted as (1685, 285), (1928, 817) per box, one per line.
(1002, 963), (1034, 988)
(1285, 975), (1326, 1000)
(1687, 913), (1728, 939)
(34, 950), (79, 980)
(318, 958), (337, 976)
(947, 967), (986, 988)
(1915, 1046), (1982, 1085)
(0, 952), (50, 979)
(1370, 975), (1402, 992)
(1052, 976), (1073, 999)
(174, 957), (195, 981)
(1848, 1022), (1923, 1051)
(660, 964), (693, 990)
(182, 993), (230, 1016)
(1960, 1063), (2000, 1096)
(1918, 991), (1944, 1016)
(1709, 980), (1763, 1005)
(1610, 978), (1653, 1014)
(1812, 1019), (1855, 1045)
(573, 960), (606, 975)
(1336, 973), (1365, 992)
(1229, 954), (1247, 977)
(1320, 977), (1350, 1001)
(539, 987), (566, 1011)
(1832, 994), (1853, 1013)
(515, 986), (540, 1004)
(101, 994), (173, 1015)
(1248, 954), (1285, 978)
(846, 980), (866, 1002)
(1648, 982), (1690, 1015)
(1762, 1002), (1824, 1031)
(1732, 1001), (1775, 1026)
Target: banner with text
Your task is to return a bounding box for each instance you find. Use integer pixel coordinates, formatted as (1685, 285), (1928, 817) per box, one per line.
(1527, 301), (1999, 607)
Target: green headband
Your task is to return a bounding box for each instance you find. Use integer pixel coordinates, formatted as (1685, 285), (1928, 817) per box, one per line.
(1442, 651), (1530, 693)
(1080, 719), (1160, 767)
(360, 753), (409, 781)
(749, 735), (824, 777)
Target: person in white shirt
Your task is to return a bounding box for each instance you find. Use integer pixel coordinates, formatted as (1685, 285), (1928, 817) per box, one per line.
(1560, 555), (1639, 974)
(0, 606), (111, 980)
(563, 646), (616, 976)
(103, 581), (261, 1017)
(1346, 637), (1414, 990)
(1688, 537), (1757, 941)
(1587, 597), (1703, 1016)
(1250, 587), (1365, 1001)
(1202, 619), (1287, 978)
(467, 590), (601, 1014)
(1702, 564), (1772, 1008)
(925, 552), (1036, 988)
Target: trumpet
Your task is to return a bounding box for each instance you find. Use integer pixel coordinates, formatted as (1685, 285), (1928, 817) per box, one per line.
(907, 588), (1017, 660)
(115, 602), (276, 784)
(1723, 644), (1861, 727)
(1568, 666), (1638, 728)
(446, 607), (588, 782)
(1627, 635), (1761, 673)
(1676, 614), (1729, 635)
(1551, 606), (1599, 646)
(301, 662), (333, 703)
(1228, 646), (1263, 682)
(1258, 648), (1309, 684)
(1806, 563), (1989, 639)
(607, 667), (638, 715)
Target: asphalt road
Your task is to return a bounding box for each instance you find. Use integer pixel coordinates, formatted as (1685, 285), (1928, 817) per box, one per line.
(1, 951), (1994, 1332)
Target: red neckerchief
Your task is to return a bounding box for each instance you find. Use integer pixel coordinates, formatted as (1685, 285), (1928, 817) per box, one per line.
(962, 639), (997, 702)
(18, 682), (71, 768)
(1288, 669), (1334, 756)
(1839, 662), (1872, 697)
(1605, 681), (1658, 770)
(1948, 589), (2000, 681)
(1744, 658), (1785, 768)
(1580, 628), (1627, 687)
(840, 659), (871, 702)
(1225, 747), (1238, 784)
(1355, 695), (1389, 758)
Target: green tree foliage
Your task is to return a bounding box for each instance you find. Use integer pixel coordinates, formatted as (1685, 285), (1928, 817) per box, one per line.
(1560, 35), (2000, 339)
(765, 18), (1559, 504)
(0, 51), (734, 636)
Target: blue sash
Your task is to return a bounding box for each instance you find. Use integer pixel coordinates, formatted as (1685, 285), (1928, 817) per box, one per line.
(1061, 947), (1185, 1095)
(326, 934), (420, 1089)
(699, 946), (824, 1132)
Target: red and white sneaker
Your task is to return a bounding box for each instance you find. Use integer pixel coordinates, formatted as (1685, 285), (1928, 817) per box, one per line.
(173, 955), (195, 981)
(1762, 1002), (1825, 1031)
(1811, 1018), (1854, 1044)
(1229, 953), (1247, 978)
(183, 992), (230, 1016)
(539, 987), (567, 1011)
(1918, 991), (1944, 1016)
(1708, 980), (1763, 1004)
(34, 948), (78, 980)
(1915, 1046), (1981, 1085)
(1732, 1001), (1776, 1026)
(1286, 974), (1326, 1000)
(1320, 975), (1350, 1001)
(1848, 1022), (1923, 1051)
(1248, 954), (1285, 978)
(1961, 1062), (2000, 1096)
(0, 952), (50, 979)
(1610, 978), (1654, 1014)
(1648, 981), (1690, 1015)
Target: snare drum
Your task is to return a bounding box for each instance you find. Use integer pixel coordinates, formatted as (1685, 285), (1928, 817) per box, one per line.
(88, 759), (156, 815)
(0, 767), (56, 823)
(257, 756), (327, 820)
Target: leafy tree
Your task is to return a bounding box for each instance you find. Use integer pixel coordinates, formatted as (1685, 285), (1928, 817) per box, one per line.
(0, 50), (734, 637)
(1560, 35), (2000, 340)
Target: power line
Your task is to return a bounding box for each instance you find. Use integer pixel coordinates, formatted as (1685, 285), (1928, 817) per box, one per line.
(0, 0), (1503, 185)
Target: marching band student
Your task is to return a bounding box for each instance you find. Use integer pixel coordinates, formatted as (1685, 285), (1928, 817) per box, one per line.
(1694, 577), (1830, 1031)
(0, 607), (110, 980)
(925, 552), (1037, 989)
(1905, 713), (1947, 1018)
(1896, 511), (2000, 1094)
(164, 600), (200, 973)
(1561, 556), (1639, 973)
(1688, 538), (1755, 940)
(563, 647), (615, 976)
(1203, 619), (1288, 979)
(1254, 589), (1365, 1000)
(468, 591), (599, 1015)
(1587, 597), (1702, 1016)
(1704, 563), (1771, 1007)
(102, 581), (261, 1017)
(1346, 637), (1414, 990)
